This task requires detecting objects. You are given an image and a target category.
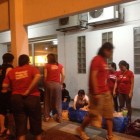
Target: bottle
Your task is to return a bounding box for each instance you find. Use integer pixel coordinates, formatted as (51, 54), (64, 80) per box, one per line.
(122, 107), (128, 117)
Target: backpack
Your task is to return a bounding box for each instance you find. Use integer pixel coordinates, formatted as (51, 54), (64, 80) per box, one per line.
(125, 119), (140, 137)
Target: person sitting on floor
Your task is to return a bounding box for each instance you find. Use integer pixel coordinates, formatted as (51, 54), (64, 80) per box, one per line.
(73, 90), (89, 111)
(62, 83), (71, 110)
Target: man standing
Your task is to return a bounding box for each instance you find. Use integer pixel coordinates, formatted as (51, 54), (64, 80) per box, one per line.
(77, 42), (118, 140)
(2, 54), (42, 140)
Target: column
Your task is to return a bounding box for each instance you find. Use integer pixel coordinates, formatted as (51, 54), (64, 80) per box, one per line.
(9, 0), (29, 66)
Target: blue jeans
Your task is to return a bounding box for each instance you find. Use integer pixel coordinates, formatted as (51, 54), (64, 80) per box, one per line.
(62, 101), (69, 110)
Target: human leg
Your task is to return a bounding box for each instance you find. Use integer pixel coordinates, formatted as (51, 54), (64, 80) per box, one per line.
(0, 93), (9, 134)
(125, 94), (132, 122)
(113, 95), (118, 112)
(106, 118), (113, 136)
(0, 114), (6, 134)
(118, 94), (125, 111)
(44, 83), (51, 120)
(54, 83), (62, 122)
(103, 93), (116, 139)
(25, 96), (42, 138)
(76, 94), (103, 140)
(11, 95), (27, 140)
(76, 115), (91, 140)
(62, 101), (69, 110)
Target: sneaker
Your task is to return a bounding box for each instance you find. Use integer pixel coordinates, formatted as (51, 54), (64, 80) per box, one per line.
(105, 135), (119, 140)
(76, 127), (90, 140)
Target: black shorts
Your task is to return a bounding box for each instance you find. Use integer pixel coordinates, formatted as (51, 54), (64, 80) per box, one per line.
(0, 91), (11, 115)
(11, 94), (42, 136)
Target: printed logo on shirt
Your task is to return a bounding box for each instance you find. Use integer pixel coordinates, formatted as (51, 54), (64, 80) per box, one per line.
(51, 65), (58, 70)
(109, 75), (116, 79)
(15, 71), (28, 80)
(120, 75), (126, 79)
(104, 64), (109, 70)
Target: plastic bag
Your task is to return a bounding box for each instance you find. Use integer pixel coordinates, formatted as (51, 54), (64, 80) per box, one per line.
(68, 107), (88, 123)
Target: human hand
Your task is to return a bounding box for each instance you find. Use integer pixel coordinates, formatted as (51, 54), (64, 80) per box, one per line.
(93, 94), (100, 100)
(113, 92), (116, 97)
(80, 107), (85, 111)
(23, 90), (30, 96)
(1, 89), (8, 93)
(63, 98), (67, 102)
(129, 92), (133, 98)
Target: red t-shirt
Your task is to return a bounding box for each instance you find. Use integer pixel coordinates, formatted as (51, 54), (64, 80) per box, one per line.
(117, 70), (134, 94)
(107, 70), (117, 93)
(89, 55), (109, 94)
(45, 63), (63, 83)
(3, 65), (40, 96)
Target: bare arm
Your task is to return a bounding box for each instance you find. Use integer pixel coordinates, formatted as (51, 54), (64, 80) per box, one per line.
(129, 76), (134, 98)
(91, 70), (98, 94)
(6, 68), (12, 75)
(2, 83), (9, 93)
(2, 73), (11, 93)
(113, 80), (117, 96)
(60, 68), (65, 84)
(24, 74), (41, 96)
(73, 96), (77, 110)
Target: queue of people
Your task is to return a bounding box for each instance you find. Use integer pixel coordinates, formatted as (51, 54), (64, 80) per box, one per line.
(0, 41), (135, 140)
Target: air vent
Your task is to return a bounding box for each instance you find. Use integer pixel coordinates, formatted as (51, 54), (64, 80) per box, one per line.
(57, 14), (88, 32)
(88, 6), (120, 25)
(59, 17), (69, 26)
(89, 9), (104, 18)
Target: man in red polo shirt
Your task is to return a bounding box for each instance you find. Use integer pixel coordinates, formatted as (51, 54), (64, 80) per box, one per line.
(77, 42), (118, 140)
(2, 54), (42, 140)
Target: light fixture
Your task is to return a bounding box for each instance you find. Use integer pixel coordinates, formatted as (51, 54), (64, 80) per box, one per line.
(53, 40), (58, 45)
(30, 39), (58, 44)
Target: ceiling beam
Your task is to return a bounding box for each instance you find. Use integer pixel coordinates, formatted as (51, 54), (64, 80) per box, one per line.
(0, 0), (9, 32)
(0, 0), (135, 32)
(23, 0), (134, 25)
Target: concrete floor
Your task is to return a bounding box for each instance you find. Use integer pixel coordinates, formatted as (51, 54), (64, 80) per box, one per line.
(41, 108), (140, 140)
(41, 118), (140, 140)
(0, 103), (139, 140)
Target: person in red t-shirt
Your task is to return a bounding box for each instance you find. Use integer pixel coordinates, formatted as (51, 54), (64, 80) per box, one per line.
(107, 62), (118, 112)
(77, 42), (117, 140)
(2, 55), (42, 140)
(114, 60), (134, 122)
(44, 54), (65, 123)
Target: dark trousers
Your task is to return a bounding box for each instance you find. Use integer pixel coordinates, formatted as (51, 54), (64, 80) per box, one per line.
(62, 101), (69, 110)
(113, 95), (119, 112)
(119, 93), (132, 121)
(44, 82), (62, 118)
(11, 95), (42, 136)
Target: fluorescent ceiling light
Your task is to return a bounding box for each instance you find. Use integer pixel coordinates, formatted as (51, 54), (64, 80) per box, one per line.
(29, 39), (58, 44)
